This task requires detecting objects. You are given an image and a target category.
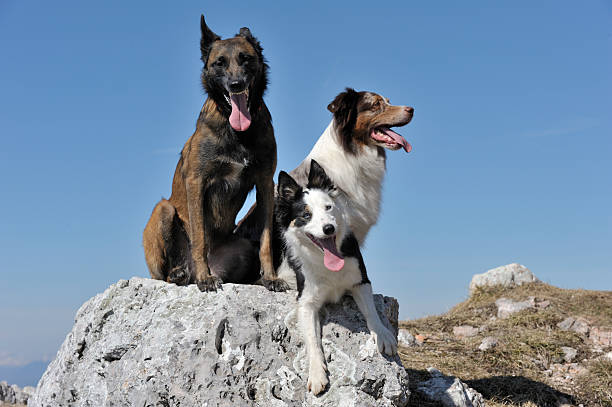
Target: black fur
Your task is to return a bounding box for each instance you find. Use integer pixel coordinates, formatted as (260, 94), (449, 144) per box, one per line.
(307, 159), (335, 192)
(340, 233), (371, 285)
(286, 248), (305, 299)
(326, 88), (361, 154)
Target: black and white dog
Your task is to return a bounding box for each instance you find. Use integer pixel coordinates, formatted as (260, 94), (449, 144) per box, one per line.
(275, 160), (397, 395)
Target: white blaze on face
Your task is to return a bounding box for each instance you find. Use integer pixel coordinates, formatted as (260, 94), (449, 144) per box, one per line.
(300, 189), (346, 271)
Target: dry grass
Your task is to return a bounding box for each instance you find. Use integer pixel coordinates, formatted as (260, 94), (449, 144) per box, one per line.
(399, 282), (612, 406)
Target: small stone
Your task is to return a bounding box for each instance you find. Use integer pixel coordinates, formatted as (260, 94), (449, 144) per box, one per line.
(398, 328), (416, 347)
(418, 373), (485, 407)
(536, 299), (550, 309)
(561, 346), (578, 363)
(495, 297), (535, 318)
(415, 334), (428, 345)
(589, 326), (612, 347)
(426, 367), (443, 377)
(453, 325), (479, 338)
(557, 316), (591, 335)
(478, 337), (498, 351)
(557, 317), (575, 331)
(602, 351), (612, 361)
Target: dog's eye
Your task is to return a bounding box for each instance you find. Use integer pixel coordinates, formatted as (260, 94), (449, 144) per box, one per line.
(238, 53), (253, 65)
(213, 56), (226, 67)
(371, 100), (382, 110)
(303, 212), (311, 220)
(325, 205), (332, 211)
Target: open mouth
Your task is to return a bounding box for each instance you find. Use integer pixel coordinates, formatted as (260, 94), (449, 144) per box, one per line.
(306, 233), (345, 272)
(224, 89), (251, 132)
(370, 127), (412, 153)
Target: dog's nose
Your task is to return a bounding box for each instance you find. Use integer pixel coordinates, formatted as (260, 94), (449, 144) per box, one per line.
(405, 106), (414, 115)
(229, 80), (245, 93)
(323, 224), (335, 236)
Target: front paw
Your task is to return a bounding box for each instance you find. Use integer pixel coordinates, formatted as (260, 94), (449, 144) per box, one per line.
(196, 275), (223, 292)
(307, 362), (329, 396)
(372, 326), (398, 356)
(262, 278), (289, 292)
(167, 266), (190, 286)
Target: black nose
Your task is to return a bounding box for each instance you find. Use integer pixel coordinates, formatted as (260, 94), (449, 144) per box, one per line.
(229, 80), (245, 93)
(323, 224), (335, 236)
(405, 106), (414, 115)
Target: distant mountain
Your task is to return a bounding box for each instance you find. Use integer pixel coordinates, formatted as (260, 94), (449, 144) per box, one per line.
(0, 361), (49, 387)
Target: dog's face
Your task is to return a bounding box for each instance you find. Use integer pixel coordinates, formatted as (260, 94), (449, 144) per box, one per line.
(327, 88), (414, 154)
(276, 160), (346, 271)
(199, 15), (268, 132)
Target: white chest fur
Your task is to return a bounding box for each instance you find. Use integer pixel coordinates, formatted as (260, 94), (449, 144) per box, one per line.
(304, 121), (386, 245)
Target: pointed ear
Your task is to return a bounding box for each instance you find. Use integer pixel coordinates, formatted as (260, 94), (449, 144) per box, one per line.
(200, 15), (220, 63)
(307, 160), (335, 191)
(238, 27), (253, 39)
(327, 88), (361, 153)
(278, 171), (302, 200)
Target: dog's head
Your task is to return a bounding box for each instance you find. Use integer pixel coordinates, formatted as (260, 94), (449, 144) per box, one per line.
(276, 160), (346, 272)
(327, 88), (414, 154)
(199, 15), (269, 132)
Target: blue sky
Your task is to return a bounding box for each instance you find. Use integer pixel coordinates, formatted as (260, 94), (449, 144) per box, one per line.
(0, 1), (611, 368)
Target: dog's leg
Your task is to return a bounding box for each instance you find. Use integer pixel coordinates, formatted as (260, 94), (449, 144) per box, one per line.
(351, 283), (397, 356)
(257, 176), (288, 292)
(143, 199), (176, 281)
(185, 175), (222, 292)
(298, 299), (328, 395)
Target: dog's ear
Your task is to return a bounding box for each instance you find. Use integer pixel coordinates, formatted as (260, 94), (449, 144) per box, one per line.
(200, 14), (220, 64)
(278, 171), (302, 201)
(327, 88), (361, 154)
(238, 27), (253, 39)
(307, 160), (335, 192)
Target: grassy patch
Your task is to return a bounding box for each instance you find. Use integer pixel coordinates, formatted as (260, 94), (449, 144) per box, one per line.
(399, 282), (612, 406)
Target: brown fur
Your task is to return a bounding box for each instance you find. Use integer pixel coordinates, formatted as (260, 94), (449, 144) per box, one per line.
(143, 15), (288, 292)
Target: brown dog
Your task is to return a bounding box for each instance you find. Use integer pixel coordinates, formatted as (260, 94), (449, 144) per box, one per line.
(142, 15), (288, 292)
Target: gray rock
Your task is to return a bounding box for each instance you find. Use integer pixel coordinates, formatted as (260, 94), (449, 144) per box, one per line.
(557, 317), (591, 335)
(478, 337), (498, 351)
(417, 369), (485, 407)
(560, 346), (578, 363)
(452, 326), (479, 338)
(469, 263), (539, 294)
(495, 297), (535, 318)
(397, 329), (416, 347)
(29, 278), (409, 407)
(0, 381), (34, 405)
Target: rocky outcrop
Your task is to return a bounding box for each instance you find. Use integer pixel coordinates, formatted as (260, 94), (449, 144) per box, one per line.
(469, 263), (539, 294)
(0, 381), (34, 405)
(29, 278), (409, 407)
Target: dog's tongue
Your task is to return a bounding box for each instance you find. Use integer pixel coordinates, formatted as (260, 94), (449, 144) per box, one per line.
(229, 93), (251, 132)
(381, 127), (412, 153)
(319, 237), (345, 272)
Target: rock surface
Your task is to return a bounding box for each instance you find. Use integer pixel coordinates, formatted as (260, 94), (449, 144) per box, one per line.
(397, 329), (416, 347)
(0, 381), (34, 405)
(477, 337), (498, 352)
(469, 263), (539, 294)
(417, 368), (485, 407)
(29, 278), (409, 407)
(452, 326), (479, 338)
(495, 297), (535, 318)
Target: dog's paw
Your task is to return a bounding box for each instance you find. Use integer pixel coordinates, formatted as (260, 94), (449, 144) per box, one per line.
(167, 266), (190, 286)
(261, 278), (289, 292)
(372, 325), (398, 356)
(196, 276), (223, 292)
(307, 362), (329, 396)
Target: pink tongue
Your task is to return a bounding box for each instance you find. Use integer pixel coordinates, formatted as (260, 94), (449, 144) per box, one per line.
(318, 237), (345, 272)
(381, 128), (412, 153)
(229, 93), (251, 131)
(324, 249), (345, 271)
